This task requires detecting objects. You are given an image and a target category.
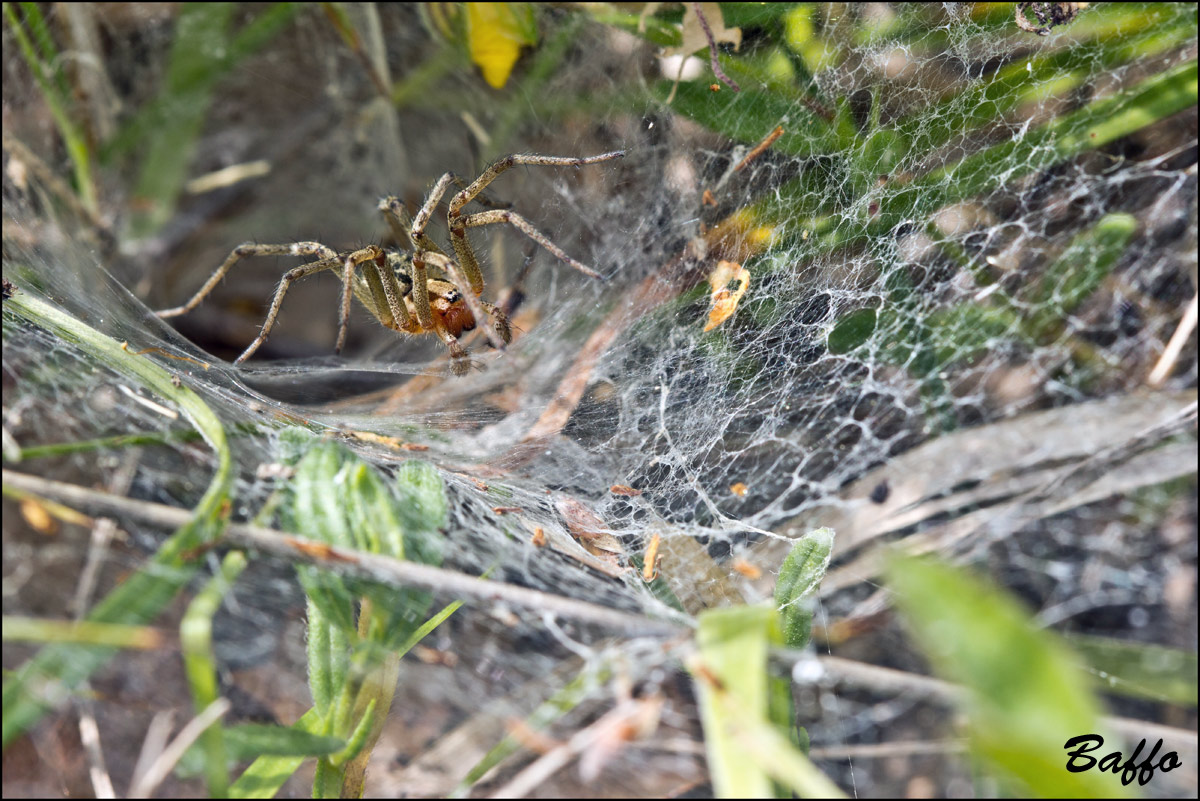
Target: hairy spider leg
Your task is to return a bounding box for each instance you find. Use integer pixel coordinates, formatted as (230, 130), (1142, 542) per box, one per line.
(409, 173), (460, 265)
(380, 195), (441, 334)
(156, 241), (339, 320)
(459, 209), (600, 278)
(235, 253), (342, 363)
(446, 151), (625, 286)
(358, 249), (414, 334)
(379, 196), (417, 253)
(334, 245), (392, 353)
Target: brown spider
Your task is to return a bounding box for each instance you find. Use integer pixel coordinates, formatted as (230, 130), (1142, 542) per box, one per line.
(157, 151), (625, 374)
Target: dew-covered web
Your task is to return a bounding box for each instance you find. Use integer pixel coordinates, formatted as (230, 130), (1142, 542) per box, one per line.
(3, 4), (1197, 797)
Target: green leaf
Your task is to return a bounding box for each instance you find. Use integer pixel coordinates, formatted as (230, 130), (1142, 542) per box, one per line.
(694, 605), (843, 798)
(178, 722), (345, 776)
(230, 708), (325, 798)
(657, 81), (832, 157)
(182, 550), (249, 796)
(887, 555), (1132, 798)
(393, 460), (448, 567)
(773, 528), (834, 649)
(227, 722), (345, 758)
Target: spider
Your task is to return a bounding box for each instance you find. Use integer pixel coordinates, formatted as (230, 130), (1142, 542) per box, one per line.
(156, 151), (625, 375)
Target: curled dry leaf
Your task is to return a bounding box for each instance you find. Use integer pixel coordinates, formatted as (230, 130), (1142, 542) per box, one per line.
(704, 260), (750, 332)
(555, 496), (625, 559)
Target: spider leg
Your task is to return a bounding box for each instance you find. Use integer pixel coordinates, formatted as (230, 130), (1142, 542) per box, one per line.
(380, 196), (445, 256)
(459, 209), (602, 279)
(450, 152), (626, 213)
(408, 253), (436, 332)
(156, 241), (338, 319)
(359, 248), (414, 334)
(378, 197), (415, 252)
(380, 179), (507, 253)
(409, 174), (458, 257)
(447, 174), (510, 210)
(446, 152), (624, 290)
(479, 299), (513, 346)
(335, 245), (388, 354)
(235, 254), (343, 363)
(422, 251), (508, 351)
(438, 332), (472, 376)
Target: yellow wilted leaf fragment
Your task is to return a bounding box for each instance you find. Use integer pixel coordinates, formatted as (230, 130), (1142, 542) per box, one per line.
(704, 260), (751, 331)
(465, 3), (537, 89)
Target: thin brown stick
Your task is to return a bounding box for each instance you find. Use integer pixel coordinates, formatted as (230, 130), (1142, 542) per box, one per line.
(1147, 292), (1198, 387)
(691, 3), (740, 92)
(127, 699), (230, 798)
(734, 126), (785, 173)
(2, 469), (688, 637)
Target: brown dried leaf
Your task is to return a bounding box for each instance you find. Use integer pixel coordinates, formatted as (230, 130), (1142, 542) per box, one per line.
(556, 496), (625, 558)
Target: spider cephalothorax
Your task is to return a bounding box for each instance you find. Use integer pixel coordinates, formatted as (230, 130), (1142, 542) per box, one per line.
(157, 151), (624, 374)
(368, 248), (512, 354)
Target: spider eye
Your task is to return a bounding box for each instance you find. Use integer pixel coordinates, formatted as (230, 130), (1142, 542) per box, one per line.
(444, 289), (461, 304)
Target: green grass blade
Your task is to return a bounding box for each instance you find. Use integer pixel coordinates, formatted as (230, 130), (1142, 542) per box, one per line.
(693, 605), (776, 798)
(2, 291), (233, 748)
(182, 550), (249, 796)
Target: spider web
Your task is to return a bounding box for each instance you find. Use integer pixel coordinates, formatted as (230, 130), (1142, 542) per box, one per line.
(3, 4), (1197, 797)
